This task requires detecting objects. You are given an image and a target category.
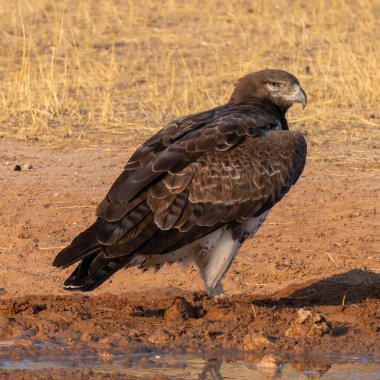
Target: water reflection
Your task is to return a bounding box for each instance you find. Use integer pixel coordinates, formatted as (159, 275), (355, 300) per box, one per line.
(197, 355), (378, 380)
(199, 358), (223, 380)
(0, 350), (379, 379)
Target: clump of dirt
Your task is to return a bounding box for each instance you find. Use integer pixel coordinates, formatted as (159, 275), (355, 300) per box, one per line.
(243, 330), (274, 351)
(148, 328), (173, 344)
(164, 296), (197, 320)
(285, 308), (332, 338)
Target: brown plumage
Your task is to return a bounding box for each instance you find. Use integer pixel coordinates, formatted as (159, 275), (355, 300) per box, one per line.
(53, 69), (307, 298)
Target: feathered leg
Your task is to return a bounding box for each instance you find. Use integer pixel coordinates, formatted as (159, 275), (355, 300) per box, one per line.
(194, 226), (240, 301)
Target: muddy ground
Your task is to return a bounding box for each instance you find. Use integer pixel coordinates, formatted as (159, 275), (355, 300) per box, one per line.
(0, 136), (379, 378)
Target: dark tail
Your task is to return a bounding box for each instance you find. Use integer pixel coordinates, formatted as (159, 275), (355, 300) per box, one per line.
(63, 252), (132, 291)
(53, 219), (136, 291)
(53, 220), (102, 269)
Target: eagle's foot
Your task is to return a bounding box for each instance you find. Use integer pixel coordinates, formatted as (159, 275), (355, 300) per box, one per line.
(206, 282), (231, 307)
(212, 294), (231, 307)
(203, 294), (231, 309)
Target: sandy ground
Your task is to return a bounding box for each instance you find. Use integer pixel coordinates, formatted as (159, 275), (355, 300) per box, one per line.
(0, 136), (379, 378)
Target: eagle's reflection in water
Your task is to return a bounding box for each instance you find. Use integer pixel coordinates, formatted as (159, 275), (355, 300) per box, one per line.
(199, 358), (223, 380)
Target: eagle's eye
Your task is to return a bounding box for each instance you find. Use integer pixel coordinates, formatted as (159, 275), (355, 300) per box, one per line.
(266, 82), (281, 92)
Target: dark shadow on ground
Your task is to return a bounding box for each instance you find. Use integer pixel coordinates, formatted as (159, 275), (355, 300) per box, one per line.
(257, 269), (380, 307)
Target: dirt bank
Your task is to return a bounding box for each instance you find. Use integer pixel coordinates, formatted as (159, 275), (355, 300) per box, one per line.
(0, 137), (379, 378)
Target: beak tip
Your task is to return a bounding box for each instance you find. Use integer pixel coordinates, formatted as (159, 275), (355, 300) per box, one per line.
(300, 88), (307, 109)
(289, 84), (307, 109)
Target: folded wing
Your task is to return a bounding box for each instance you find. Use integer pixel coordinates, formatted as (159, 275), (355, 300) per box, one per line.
(53, 102), (306, 290)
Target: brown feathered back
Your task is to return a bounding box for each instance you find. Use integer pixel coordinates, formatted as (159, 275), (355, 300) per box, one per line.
(53, 69), (307, 292)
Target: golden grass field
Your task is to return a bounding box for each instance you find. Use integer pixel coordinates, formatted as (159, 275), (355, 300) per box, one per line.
(0, 0), (379, 156)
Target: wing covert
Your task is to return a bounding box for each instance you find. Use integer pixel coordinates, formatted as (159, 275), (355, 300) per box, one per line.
(94, 102), (302, 257)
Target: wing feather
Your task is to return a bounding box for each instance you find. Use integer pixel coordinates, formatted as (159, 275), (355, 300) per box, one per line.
(56, 101), (306, 268)
(99, 122), (305, 256)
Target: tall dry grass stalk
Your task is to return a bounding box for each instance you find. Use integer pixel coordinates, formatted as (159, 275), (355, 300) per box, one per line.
(0, 0), (379, 154)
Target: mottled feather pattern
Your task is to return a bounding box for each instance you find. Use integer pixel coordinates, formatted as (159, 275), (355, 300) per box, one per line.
(96, 103), (287, 242)
(189, 131), (306, 204)
(53, 69), (307, 293)
(99, 129), (305, 248)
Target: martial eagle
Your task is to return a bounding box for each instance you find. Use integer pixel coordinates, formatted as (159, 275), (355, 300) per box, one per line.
(53, 69), (307, 300)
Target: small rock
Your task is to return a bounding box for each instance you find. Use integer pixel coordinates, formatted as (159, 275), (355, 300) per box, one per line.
(257, 354), (283, 369)
(148, 328), (172, 344)
(243, 331), (273, 351)
(164, 296), (195, 320)
(286, 308), (332, 338)
(23, 163), (33, 170)
(296, 307), (313, 324)
(14, 165), (21, 171)
(5, 161), (10, 166)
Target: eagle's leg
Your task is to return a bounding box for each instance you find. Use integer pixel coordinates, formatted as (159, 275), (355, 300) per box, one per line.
(194, 226), (240, 302)
(194, 212), (270, 302)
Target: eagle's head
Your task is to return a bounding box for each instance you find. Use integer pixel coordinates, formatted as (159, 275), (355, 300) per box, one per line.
(230, 69), (307, 112)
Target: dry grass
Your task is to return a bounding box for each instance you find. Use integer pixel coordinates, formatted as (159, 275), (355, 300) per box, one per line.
(0, 0), (379, 158)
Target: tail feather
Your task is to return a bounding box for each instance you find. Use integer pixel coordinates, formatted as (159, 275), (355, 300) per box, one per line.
(63, 252), (138, 291)
(54, 218), (144, 291)
(53, 220), (101, 269)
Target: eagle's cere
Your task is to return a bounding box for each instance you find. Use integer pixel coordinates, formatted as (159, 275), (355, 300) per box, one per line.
(53, 69), (307, 300)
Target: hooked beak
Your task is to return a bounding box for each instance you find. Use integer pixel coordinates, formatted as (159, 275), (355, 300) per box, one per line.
(283, 84), (307, 109)
(292, 84), (307, 109)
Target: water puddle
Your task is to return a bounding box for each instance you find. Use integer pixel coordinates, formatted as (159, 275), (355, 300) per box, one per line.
(1, 351), (379, 379)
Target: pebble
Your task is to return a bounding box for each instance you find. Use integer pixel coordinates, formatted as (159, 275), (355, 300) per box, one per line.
(164, 296), (195, 320)
(23, 162), (33, 170)
(14, 164), (21, 171)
